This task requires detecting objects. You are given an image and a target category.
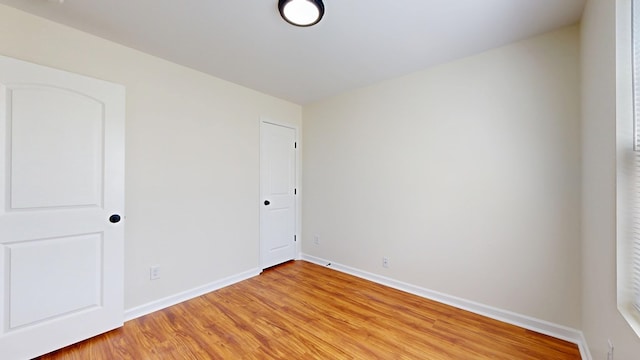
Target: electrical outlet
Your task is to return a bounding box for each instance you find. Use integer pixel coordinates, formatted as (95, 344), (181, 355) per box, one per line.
(382, 257), (389, 268)
(314, 234), (320, 245)
(150, 265), (160, 280)
(607, 339), (614, 360)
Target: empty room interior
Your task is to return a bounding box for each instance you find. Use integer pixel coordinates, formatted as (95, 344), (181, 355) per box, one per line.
(1, 0), (640, 359)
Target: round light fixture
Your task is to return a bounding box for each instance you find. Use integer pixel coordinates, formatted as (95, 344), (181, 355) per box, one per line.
(278, 0), (324, 27)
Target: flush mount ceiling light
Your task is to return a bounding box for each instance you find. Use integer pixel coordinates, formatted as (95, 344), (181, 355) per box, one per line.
(278, 0), (325, 27)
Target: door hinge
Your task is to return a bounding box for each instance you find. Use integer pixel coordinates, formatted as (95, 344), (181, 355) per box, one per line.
(294, 235), (297, 242)
(294, 188), (297, 195)
(294, 142), (297, 149)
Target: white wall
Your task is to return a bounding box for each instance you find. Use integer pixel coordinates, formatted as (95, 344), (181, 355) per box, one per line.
(0, 4), (301, 310)
(581, 0), (640, 358)
(302, 26), (582, 328)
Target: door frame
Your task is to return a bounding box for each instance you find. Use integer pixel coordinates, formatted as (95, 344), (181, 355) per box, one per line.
(259, 117), (301, 268)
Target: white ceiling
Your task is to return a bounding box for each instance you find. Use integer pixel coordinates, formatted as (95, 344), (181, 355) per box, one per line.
(0, 0), (586, 105)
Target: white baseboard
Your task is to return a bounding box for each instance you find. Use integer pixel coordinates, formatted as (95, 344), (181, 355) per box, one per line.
(301, 254), (592, 360)
(124, 267), (262, 321)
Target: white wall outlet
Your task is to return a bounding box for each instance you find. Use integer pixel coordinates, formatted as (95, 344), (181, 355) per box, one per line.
(150, 265), (160, 280)
(314, 234), (320, 245)
(382, 257), (389, 268)
(607, 339), (614, 360)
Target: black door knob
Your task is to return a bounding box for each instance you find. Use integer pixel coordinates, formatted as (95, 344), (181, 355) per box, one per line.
(109, 214), (121, 223)
(264, 200), (271, 206)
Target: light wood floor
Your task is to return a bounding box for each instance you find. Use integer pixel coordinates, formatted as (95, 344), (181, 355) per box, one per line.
(37, 260), (581, 359)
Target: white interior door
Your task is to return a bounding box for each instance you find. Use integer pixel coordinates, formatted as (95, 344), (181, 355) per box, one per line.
(0, 55), (125, 360)
(260, 121), (296, 269)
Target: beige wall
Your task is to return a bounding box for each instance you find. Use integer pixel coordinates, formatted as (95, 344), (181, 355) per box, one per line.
(0, 4), (302, 310)
(581, 0), (640, 357)
(302, 26), (582, 328)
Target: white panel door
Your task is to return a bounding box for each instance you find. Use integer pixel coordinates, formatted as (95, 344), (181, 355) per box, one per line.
(0, 55), (125, 360)
(260, 121), (296, 269)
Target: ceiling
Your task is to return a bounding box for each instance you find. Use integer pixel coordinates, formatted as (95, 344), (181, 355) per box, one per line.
(0, 0), (586, 105)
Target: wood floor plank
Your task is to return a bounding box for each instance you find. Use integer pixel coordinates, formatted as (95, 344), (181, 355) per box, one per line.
(36, 260), (581, 359)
